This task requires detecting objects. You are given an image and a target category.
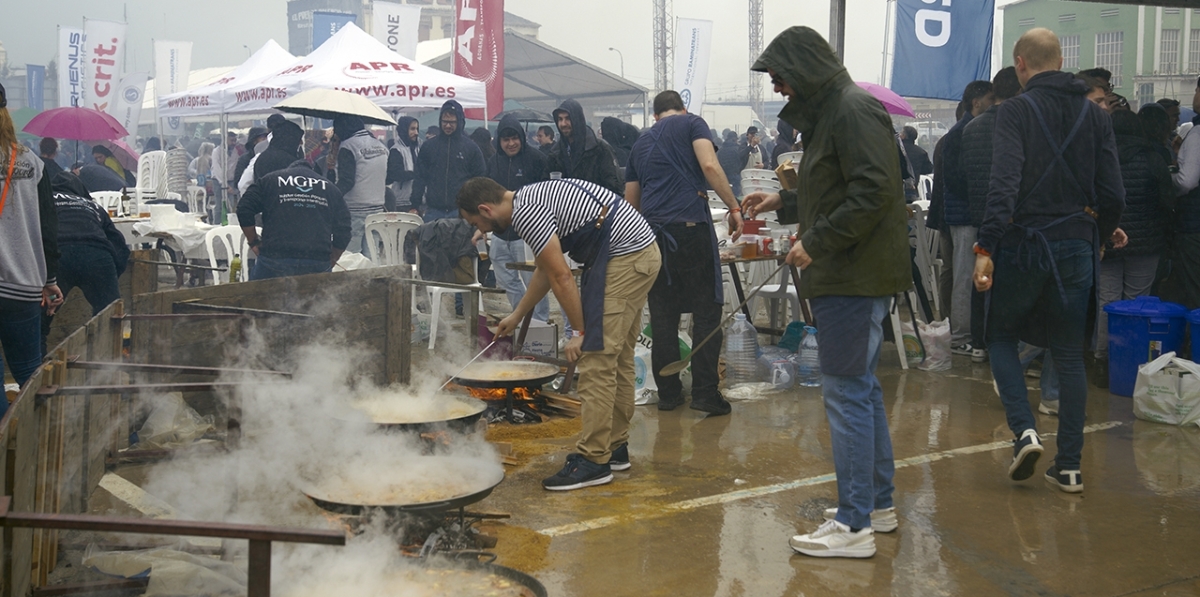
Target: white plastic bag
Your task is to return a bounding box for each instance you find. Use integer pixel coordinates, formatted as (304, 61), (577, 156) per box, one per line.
(900, 318), (925, 367)
(634, 346), (658, 405)
(1132, 352), (1200, 428)
(917, 319), (951, 372)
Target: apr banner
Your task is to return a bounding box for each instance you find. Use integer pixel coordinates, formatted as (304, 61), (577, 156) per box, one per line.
(312, 11), (358, 50)
(890, 0), (994, 100)
(674, 18), (713, 116)
(57, 27), (85, 108)
(373, 2), (422, 59)
(111, 72), (149, 146)
(455, 0), (504, 121)
(154, 40), (192, 137)
(26, 65), (46, 111)
(81, 19), (128, 113)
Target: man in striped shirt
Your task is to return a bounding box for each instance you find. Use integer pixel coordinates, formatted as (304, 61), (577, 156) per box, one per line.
(458, 176), (661, 491)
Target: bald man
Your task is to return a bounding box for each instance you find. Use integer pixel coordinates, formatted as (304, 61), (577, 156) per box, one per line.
(972, 27), (1125, 494)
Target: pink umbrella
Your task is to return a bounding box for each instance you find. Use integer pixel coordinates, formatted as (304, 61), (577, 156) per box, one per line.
(856, 82), (916, 118)
(96, 139), (140, 171)
(22, 106), (128, 141)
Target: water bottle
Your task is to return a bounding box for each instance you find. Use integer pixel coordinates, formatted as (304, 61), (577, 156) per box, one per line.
(229, 253), (242, 283)
(796, 325), (821, 387)
(724, 313), (760, 386)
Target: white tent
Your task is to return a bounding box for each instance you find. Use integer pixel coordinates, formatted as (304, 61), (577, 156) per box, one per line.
(157, 40), (296, 119)
(220, 23), (486, 115)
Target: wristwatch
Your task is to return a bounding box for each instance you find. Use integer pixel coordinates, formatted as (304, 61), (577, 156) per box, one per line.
(247, 237), (261, 248)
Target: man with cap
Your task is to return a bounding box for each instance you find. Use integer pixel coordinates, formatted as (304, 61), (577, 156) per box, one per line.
(548, 99), (623, 196)
(331, 115), (388, 253)
(233, 126), (268, 197)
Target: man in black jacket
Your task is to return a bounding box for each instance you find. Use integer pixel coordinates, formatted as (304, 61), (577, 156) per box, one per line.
(252, 120), (305, 183)
(717, 130), (749, 195)
(548, 99), (623, 196)
(237, 161), (351, 280)
(412, 100), (486, 221)
(232, 127), (268, 197)
(386, 116), (421, 213)
(973, 28), (1125, 494)
(900, 127), (931, 177)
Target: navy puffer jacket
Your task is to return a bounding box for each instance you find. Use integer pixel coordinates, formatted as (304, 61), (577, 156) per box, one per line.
(1108, 134), (1173, 257)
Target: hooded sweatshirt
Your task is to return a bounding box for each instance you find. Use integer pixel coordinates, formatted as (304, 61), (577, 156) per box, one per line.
(253, 121), (305, 182)
(411, 100), (486, 212)
(488, 113), (549, 241)
(50, 173), (130, 275)
(237, 160), (351, 260)
(386, 116), (421, 209)
(548, 99), (624, 196)
(750, 26), (911, 299)
(0, 147), (58, 302)
(600, 116), (640, 168)
(333, 115), (388, 213)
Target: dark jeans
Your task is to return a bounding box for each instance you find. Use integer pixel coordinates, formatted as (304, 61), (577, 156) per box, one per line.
(1, 298), (43, 418)
(250, 255), (331, 280)
(648, 224), (723, 402)
(987, 239), (1092, 470)
(41, 244), (121, 353)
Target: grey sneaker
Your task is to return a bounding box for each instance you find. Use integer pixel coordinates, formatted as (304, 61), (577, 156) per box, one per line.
(789, 519), (876, 558)
(822, 506), (898, 533)
(971, 348), (988, 363)
(1038, 400), (1059, 416)
(1009, 429), (1044, 481)
(1045, 466), (1083, 493)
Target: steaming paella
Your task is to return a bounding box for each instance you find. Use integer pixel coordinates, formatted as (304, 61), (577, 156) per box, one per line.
(303, 455), (505, 510)
(346, 390), (486, 425)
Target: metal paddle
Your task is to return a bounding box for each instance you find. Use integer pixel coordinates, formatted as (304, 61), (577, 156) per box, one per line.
(439, 338), (500, 391)
(659, 261), (789, 377)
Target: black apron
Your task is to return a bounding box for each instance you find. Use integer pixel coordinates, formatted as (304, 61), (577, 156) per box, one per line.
(557, 180), (621, 352)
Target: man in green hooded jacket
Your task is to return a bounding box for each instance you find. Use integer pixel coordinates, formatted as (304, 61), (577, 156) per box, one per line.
(744, 26), (912, 559)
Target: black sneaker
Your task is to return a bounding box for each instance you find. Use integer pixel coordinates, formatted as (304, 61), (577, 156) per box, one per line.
(1045, 466), (1083, 493)
(690, 393), (732, 416)
(1008, 429), (1044, 481)
(542, 454), (613, 491)
(608, 444), (631, 471)
(657, 395), (685, 411)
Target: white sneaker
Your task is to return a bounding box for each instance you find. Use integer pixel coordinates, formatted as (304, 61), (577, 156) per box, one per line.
(822, 506), (898, 533)
(789, 519), (876, 558)
(1038, 400), (1059, 416)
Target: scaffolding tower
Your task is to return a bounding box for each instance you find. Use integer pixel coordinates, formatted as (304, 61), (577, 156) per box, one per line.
(748, 0), (764, 124)
(653, 0), (673, 94)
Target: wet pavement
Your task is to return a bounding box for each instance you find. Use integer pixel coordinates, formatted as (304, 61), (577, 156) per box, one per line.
(485, 355), (1200, 597)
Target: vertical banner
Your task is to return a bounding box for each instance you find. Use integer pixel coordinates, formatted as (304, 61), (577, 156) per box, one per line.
(373, 2), (422, 59)
(890, 0), (995, 100)
(112, 72), (149, 146)
(26, 65), (46, 112)
(312, 11), (358, 50)
(455, 0), (504, 121)
(154, 40), (192, 137)
(57, 27), (85, 108)
(673, 18), (713, 116)
(81, 19), (128, 113)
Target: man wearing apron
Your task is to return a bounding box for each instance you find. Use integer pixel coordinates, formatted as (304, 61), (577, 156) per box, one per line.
(457, 177), (661, 491)
(625, 90), (743, 414)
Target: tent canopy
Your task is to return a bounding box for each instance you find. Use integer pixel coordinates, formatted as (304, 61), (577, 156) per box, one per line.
(157, 40), (295, 119)
(424, 31), (648, 112)
(218, 23), (485, 116)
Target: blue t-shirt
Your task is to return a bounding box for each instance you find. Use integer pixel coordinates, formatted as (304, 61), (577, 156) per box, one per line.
(625, 113), (712, 225)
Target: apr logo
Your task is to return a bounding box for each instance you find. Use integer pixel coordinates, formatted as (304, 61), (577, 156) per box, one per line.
(680, 89), (692, 110)
(123, 85), (141, 103)
(342, 61), (414, 80)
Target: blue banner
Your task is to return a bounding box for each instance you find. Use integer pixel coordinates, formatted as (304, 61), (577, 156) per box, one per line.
(26, 64), (45, 111)
(890, 0), (995, 101)
(312, 11), (357, 50)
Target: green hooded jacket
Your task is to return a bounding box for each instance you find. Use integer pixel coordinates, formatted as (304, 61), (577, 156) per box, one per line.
(752, 27), (911, 299)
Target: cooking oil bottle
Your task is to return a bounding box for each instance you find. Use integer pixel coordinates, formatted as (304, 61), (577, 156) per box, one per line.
(229, 254), (242, 283)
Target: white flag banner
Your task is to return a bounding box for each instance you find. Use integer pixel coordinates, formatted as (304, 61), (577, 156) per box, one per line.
(372, 2), (422, 59)
(57, 26), (85, 108)
(81, 19), (128, 114)
(111, 72), (149, 146)
(673, 18), (713, 116)
(154, 40), (192, 137)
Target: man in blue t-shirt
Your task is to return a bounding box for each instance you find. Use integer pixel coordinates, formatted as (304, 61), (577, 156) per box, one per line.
(625, 90), (743, 415)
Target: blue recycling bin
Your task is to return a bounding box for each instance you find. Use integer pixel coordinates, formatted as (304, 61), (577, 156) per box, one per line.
(1188, 309), (1200, 360)
(1103, 297), (1188, 397)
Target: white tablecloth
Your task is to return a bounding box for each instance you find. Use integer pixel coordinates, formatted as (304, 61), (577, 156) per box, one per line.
(126, 221), (215, 260)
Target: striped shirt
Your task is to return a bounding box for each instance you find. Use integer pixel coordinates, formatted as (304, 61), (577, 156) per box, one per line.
(512, 179), (655, 259)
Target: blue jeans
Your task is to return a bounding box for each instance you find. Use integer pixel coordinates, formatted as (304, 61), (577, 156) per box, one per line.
(1, 298), (44, 418)
(810, 296), (895, 531)
(987, 239), (1092, 469)
(423, 208), (464, 312)
(490, 237), (549, 321)
(41, 244), (122, 353)
(1018, 343), (1059, 401)
(250, 255), (331, 280)
(348, 208), (385, 254)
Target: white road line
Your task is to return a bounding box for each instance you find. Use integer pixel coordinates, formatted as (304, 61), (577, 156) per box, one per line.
(538, 420), (1123, 537)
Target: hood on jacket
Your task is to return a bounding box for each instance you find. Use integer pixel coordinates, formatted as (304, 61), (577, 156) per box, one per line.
(245, 127), (268, 152)
(439, 100), (467, 138)
(288, 159), (317, 171)
(777, 119), (796, 145)
(52, 171), (93, 199)
(1025, 70), (1091, 97)
(751, 26), (853, 129)
(333, 115), (365, 142)
(600, 117), (638, 150)
(493, 113), (526, 156)
(395, 116), (420, 148)
(553, 99), (597, 152)
(268, 121), (304, 152)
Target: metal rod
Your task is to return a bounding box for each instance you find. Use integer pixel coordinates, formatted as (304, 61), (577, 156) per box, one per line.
(129, 259), (227, 272)
(41, 381), (282, 396)
(247, 540), (271, 597)
(31, 579), (149, 597)
(67, 360), (292, 377)
(173, 301), (313, 319)
(116, 313), (245, 321)
(403, 279), (507, 293)
(439, 339), (500, 391)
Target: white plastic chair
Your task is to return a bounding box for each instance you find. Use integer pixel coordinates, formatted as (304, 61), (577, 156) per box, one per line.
(909, 204), (943, 319)
(776, 151), (803, 168)
(134, 151), (168, 209)
(185, 185), (206, 214)
(741, 169), (778, 182)
(917, 174), (934, 203)
(426, 253), (481, 350)
(754, 262), (804, 332)
(204, 225), (251, 284)
(363, 213), (421, 266)
(90, 191), (123, 216)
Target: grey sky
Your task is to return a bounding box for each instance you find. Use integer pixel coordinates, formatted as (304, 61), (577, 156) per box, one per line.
(2, 0), (1021, 99)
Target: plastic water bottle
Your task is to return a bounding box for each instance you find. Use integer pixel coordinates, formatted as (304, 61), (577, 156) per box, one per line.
(796, 325), (821, 387)
(724, 313), (760, 386)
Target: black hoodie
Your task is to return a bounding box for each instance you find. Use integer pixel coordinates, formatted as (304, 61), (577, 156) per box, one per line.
(411, 100), (487, 212)
(977, 70), (1125, 254)
(548, 99), (624, 196)
(237, 160), (351, 260)
(252, 120), (305, 182)
(50, 173), (130, 275)
(488, 113), (548, 192)
(600, 116), (639, 168)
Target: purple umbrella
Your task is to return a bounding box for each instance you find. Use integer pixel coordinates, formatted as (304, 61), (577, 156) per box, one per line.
(856, 82), (916, 118)
(22, 107), (128, 141)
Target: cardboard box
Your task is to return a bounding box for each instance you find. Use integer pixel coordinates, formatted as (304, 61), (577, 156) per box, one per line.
(522, 320), (559, 359)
